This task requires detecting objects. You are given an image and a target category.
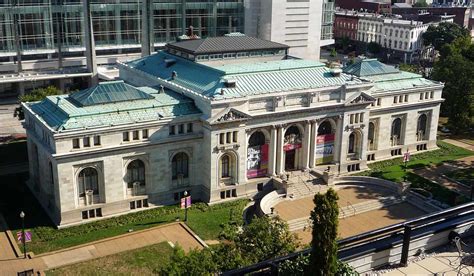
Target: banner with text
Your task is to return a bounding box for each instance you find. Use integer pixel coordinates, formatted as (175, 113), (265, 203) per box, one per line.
(315, 134), (335, 164)
(247, 144), (269, 178)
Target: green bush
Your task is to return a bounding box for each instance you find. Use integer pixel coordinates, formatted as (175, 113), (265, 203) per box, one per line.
(18, 86), (62, 102)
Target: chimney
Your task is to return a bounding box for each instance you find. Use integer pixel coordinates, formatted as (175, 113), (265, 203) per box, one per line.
(159, 85), (165, 94)
(171, 71), (178, 80)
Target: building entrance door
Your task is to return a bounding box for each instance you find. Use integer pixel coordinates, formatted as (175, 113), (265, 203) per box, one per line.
(285, 149), (296, 171)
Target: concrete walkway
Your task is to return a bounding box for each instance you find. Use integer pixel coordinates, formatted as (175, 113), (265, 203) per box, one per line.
(444, 138), (474, 151)
(0, 222), (205, 275)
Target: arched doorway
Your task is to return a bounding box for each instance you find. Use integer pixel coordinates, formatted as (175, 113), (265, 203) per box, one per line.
(284, 126), (302, 171)
(316, 120), (336, 165)
(78, 167), (99, 198)
(126, 159), (146, 196)
(247, 131), (269, 179)
(417, 114), (427, 141)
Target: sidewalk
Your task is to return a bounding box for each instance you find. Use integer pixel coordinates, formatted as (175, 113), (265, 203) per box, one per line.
(444, 138), (474, 152)
(0, 222), (205, 275)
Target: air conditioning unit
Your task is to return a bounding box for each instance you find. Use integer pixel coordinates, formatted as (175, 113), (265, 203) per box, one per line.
(85, 190), (94, 206)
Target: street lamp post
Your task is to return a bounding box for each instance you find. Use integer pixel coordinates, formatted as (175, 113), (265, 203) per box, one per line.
(19, 211), (26, 259)
(184, 190), (188, 222)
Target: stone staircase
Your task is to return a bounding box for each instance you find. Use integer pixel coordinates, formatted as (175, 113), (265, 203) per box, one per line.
(288, 196), (404, 232)
(286, 172), (327, 199)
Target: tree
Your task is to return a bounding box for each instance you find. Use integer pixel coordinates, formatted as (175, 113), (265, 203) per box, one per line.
(330, 48), (337, 58)
(310, 188), (339, 275)
(161, 216), (299, 274)
(367, 42), (382, 54)
(422, 22), (470, 51)
(18, 85), (62, 102)
(235, 215), (299, 264)
(413, 0), (428, 7)
(432, 37), (474, 133)
(398, 63), (419, 73)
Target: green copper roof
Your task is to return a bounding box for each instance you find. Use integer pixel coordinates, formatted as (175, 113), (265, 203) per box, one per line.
(367, 71), (442, 93)
(128, 52), (366, 100)
(69, 81), (154, 106)
(343, 59), (400, 77)
(210, 59), (325, 75)
(28, 84), (201, 131)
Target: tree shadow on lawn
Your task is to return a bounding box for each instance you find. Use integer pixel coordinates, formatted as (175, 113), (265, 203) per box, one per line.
(0, 173), (54, 231)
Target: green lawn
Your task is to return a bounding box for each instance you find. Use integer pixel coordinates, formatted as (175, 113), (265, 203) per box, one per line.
(10, 198), (248, 255)
(359, 141), (473, 206)
(46, 241), (174, 276)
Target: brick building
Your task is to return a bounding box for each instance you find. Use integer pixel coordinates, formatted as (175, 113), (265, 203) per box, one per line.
(334, 11), (360, 40)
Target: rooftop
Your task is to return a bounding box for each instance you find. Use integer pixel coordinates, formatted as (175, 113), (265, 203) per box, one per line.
(166, 35), (289, 55)
(127, 51), (366, 100)
(342, 59), (442, 93)
(27, 83), (201, 132)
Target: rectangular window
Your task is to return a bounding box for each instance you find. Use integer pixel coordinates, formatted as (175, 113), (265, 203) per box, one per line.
(399, 95), (403, 103)
(93, 136), (101, 146)
(420, 93), (424, 100)
(83, 137), (90, 147)
(377, 98), (381, 106)
(89, 209), (95, 218)
(226, 132), (231, 144)
(187, 123), (193, 133)
(404, 95), (408, 102)
(178, 124), (184, 134)
(220, 133), (225, 144)
(130, 201), (136, 210)
(169, 126), (175, 135)
(360, 113), (364, 122)
(350, 114), (354, 124)
(233, 131), (238, 143)
(123, 132), (129, 141)
(96, 208), (102, 217)
(430, 91), (434, 99)
(82, 211), (88, 219)
(425, 92), (429, 99)
(394, 96), (397, 104)
(73, 138), (80, 149)
(142, 129), (149, 139)
(133, 131), (139, 140)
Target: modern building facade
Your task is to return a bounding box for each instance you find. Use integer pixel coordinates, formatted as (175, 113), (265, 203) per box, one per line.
(0, 0), (244, 98)
(244, 0), (334, 60)
(22, 35), (443, 227)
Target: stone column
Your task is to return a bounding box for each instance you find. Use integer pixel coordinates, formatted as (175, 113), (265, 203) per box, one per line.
(333, 115), (344, 163)
(275, 126), (284, 175)
(309, 120), (318, 168)
(268, 126), (277, 176)
(302, 121), (311, 170)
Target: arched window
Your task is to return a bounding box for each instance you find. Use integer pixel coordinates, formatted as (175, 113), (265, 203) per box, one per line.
(78, 168), (98, 197)
(248, 131), (268, 178)
(172, 152), (189, 180)
(391, 118), (402, 145)
(348, 133), (356, 154)
(221, 155), (230, 178)
(417, 114), (427, 140)
(284, 126), (302, 145)
(318, 121), (334, 135)
(127, 160), (145, 188)
(249, 131), (265, 147)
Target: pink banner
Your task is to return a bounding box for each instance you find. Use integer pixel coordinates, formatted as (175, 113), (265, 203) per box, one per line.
(283, 143), (302, 152)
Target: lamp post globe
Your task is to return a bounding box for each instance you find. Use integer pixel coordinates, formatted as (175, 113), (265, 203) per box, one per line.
(19, 211), (26, 259)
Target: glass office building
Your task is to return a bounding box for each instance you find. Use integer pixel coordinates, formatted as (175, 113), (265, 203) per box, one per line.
(0, 0), (244, 97)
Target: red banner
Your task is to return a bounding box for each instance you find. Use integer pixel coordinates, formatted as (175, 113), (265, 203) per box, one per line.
(283, 143), (302, 151)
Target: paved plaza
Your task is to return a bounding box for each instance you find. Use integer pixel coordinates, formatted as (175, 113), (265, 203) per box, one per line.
(294, 202), (427, 244)
(274, 185), (394, 221)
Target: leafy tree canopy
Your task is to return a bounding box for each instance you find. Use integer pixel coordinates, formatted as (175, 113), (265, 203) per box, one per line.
(398, 63), (419, 73)
(413, 0), (428, 7)
(18, 86), (62, 102)
(432, 37), (474, 133)
(160, 216), (299, 274)
(422, 22), (470, 51)
(367, 42), (382, 54)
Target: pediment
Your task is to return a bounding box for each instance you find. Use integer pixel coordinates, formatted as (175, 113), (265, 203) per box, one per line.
(209, 108), (251, 125)
(345, 92), (376, 106)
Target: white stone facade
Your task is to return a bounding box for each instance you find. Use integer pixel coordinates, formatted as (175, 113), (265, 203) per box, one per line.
(23, 41), (444, 227)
